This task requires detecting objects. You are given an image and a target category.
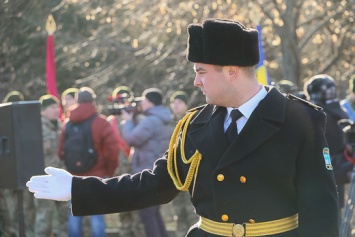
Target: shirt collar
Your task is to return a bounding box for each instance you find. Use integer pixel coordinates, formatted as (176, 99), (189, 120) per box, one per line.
(226, 86), (267, 119)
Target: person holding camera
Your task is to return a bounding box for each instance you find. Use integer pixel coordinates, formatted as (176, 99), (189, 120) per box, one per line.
(119, 87), (172, 237)
(107, 86), (146, 237)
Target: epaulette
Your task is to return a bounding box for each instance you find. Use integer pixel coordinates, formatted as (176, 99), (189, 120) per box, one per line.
(287, 93), (323, 110)
(187, 104), (207, 112)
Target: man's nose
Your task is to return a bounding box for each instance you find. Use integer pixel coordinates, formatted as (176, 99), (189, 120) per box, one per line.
(194, 75), (201, 87)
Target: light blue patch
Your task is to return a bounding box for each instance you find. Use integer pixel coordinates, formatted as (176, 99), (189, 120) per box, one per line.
(323, 147), (333, 170)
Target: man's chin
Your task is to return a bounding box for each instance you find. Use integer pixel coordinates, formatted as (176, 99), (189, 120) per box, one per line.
(205, 98), (214, 105)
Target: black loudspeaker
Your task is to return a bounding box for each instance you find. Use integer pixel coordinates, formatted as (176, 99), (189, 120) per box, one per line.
(0, 101), (45, 189)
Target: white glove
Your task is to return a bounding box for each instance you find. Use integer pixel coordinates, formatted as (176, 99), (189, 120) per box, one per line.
(26, 166), (72, 201)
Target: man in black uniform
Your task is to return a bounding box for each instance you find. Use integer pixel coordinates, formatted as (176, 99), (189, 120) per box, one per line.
(27, 18), (339, 237)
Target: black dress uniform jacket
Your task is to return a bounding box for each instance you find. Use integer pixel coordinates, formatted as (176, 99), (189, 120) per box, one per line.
(71, 87), (339, 237)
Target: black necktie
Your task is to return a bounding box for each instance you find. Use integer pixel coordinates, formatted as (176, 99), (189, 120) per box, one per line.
(226, 109), (243, 143)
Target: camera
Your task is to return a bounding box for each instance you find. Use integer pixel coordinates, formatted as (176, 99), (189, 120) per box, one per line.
(106, 93), (141, 116)
(107, 101), (141, 115)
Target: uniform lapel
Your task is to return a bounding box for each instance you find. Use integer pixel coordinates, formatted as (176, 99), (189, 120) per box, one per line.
(217, 88), (287, 169)
(188, 106), (230, 168)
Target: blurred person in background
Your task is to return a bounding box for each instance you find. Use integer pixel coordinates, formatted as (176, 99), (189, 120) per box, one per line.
(341, 75), (355, 121)
(58, 87), (119, 237)
(61, 88), (78, 121)
(170, 91), (189, 121)
(35, 95), (68, 237)
(169, 90), (199, 237)
(304, 74), (353, 211)
(274, 80), (298, 94)
(107, 86), (146, 237)
(273, 79), (306, 99)
(1, 90), (24, 103)
(121, 88), (172, 237)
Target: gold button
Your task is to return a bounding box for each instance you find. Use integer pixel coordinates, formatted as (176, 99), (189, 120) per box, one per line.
(221, 214), (229, 221)
(240, 176), (246, 183)
(249, 219), (255, 223)
(217, 174), (225, 181)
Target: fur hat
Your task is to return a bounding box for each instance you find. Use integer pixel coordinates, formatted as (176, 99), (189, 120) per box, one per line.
(39, 94), (60, 110)
(2, 91), (24, 103)
(77, 87), (96, 103)
(187, 19), (259, 66)
(142, 88), (163, 105)
(170, 91), (188, 105)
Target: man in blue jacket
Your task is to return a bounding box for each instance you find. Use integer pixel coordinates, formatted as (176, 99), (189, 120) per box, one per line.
(27, 18), (339, 237)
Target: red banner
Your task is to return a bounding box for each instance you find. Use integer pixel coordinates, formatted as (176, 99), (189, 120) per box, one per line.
(46, 35), (59, 98)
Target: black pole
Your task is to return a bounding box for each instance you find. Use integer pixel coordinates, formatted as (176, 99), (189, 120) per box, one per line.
(17, 189), (25, 237)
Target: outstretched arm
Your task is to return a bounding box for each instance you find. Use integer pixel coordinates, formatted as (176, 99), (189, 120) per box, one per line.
(27, 157), (180, 216)
(71, 157), (179, 216)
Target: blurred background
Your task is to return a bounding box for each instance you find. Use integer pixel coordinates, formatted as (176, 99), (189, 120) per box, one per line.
(0, 0), (354, 109)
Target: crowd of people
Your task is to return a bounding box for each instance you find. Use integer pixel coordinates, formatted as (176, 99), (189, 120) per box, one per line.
(1, 17), (355, 237)
(0, 85), (198, 237)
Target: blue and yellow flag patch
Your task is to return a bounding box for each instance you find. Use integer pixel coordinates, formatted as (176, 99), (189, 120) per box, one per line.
(323, 147), (333, 170)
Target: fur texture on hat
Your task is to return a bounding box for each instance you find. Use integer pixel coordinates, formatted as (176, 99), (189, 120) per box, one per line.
(187, 18), (259, 66)
(142, 88), (163, 105)
(39, 94), (60, 110)
(77, 87), (96, 103)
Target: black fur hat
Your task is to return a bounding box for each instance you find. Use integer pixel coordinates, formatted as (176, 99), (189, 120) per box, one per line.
(187, 19), (259, 66)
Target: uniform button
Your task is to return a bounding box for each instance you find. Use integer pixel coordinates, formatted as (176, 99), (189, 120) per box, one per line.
(217, 174), (225, 181)
(240, 176), (246, 183)
(221, 214), (229, 222)
(249, 219), (255, 223)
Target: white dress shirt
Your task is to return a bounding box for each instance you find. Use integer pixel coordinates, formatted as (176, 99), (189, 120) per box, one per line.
(224, 86), (267, 133)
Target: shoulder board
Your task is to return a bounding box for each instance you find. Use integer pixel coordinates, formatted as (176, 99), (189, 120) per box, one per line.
(187, 104), (207, 112)
(287, 93), (323, 110)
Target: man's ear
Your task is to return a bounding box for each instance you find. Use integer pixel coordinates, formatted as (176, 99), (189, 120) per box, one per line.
(228, 66), (238, 76)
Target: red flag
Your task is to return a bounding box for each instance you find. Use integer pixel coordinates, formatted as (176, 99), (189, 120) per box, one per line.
(46, 34), (59, 98)
(45, 15), (59, 98)
(45, 15), (62, 118)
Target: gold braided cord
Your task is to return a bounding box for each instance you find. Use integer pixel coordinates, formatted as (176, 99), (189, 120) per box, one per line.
(167, 111), (202, 191)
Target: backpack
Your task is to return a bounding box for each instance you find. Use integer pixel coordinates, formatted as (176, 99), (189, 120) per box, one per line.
(62, 114), (98, 173)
